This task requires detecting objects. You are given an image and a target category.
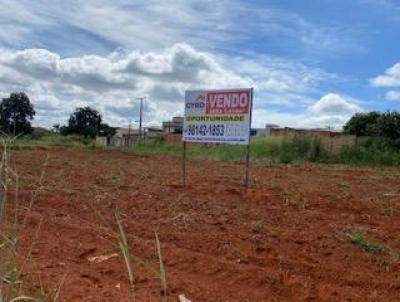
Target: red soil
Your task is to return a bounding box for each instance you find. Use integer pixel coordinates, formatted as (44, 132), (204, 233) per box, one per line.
(10, 149), (400, 301)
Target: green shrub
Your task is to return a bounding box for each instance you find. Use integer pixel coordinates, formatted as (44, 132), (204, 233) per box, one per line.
(129, 135), (330, 164)
(336, 137), (400, 166)
(346, 232), (386, 254)
(277, 135), (326, 164)
(13, 132), (400, 167)
(4, 133), (96, 149)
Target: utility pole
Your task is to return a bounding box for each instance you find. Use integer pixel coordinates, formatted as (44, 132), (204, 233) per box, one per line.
(128, 119), (132, 147)
(137, 97), (145, 142)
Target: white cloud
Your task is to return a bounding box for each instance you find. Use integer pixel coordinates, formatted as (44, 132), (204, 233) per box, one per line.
(253, 93), (363, 129)
(359, 0), (400, 12)
(308, 93), (363, 128)
(228, 54), (333, 94)
(0, 44), (330, 127)
(386, 90), (400, 101)
(0, 0), (366, 56)
(0, 0), (379, 132)
(370, 63), (400, 87)
(310, 93), (362, 115)
(371, 63), (400, 103)
(0, 49), (61, 79)
(0, 43), (352, 129)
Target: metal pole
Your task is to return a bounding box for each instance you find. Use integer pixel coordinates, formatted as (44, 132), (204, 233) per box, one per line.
(128, 119), (132, 148)
(245, 142), (251, 187)
(139, 97), (144, 142)
(245, 88), (254, 187)
(182, 141), (187, 186)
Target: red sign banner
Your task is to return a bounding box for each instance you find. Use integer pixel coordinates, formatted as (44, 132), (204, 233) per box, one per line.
(206, 90), (251, 114)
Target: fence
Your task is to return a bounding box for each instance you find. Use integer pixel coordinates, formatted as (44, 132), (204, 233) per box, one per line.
(271, 128), (356, 154)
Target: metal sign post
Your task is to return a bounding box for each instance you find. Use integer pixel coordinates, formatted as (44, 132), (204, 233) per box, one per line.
(244, 143), (251, 187)
(182, 141), (187, 186)
(244, 88), (253, 187)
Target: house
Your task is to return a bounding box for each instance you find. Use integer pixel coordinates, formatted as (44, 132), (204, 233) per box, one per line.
(162, 116), (183, 134)
(265, 124), (280, 136)
(32, 127), (50, 138)
(96, 127), (140, 147)
(96, 126), (163, 147)
(146, 126), (163, 137)
(251, 128), (268, 137)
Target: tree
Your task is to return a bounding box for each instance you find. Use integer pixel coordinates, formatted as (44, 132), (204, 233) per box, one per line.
(0, 92), (36, 136)
(344, 111), (400, 149)
(376, 111), (400, 140)
(63, 107), (102, 138)
(343, 111), (380, 137)
(98, 123), (116, 137)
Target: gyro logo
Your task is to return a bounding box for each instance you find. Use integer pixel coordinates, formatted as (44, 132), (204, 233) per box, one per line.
(185, 94), (205, 110)
(206, 90), (250, 114)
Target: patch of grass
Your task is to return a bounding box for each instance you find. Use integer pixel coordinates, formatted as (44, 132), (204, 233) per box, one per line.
(15, 132), (400, 167)
(128, 135), (400, 167)
(113, 211), (172, 302)
(392, 251), (400, 259)
(336, 138), (400, 166)
(128, 142), (182, 157)
(129, 135), (328, 164)
(0, 135), (44, 301)
(381, 201), (399, 216)
(278, 135), (327, 164)
(115, 210), (135, 302)
(9, 133), (96, 150)
(251, 220), (266, 234)
(155, 232), (168, 301)
(109, 174), (124, 187)
(346, 231), (386, 254)
(283, 188), (309, 209)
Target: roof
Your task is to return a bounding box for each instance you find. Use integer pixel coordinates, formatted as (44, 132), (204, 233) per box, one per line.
(146, 126), (162, 132)
(115, 127), (140, 137)
(265, 124), (280, 128)
(273, 127), (341, 133)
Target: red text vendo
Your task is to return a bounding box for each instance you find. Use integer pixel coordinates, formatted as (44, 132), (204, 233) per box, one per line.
(206, 91), (251, 114)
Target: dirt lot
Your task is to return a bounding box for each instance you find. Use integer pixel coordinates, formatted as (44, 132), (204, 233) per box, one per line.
(10, 149), (400, 301)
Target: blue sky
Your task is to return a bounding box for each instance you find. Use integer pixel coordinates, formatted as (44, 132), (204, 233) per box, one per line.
(0, 0), (399, 128)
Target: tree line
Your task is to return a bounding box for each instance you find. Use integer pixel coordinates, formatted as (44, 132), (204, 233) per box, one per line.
(1, 92), (399, 145)
(0, 92), (115, 138)
(343, 111), (400, 148)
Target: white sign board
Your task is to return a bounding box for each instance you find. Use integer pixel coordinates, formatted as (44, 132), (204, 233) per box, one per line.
(183, 88), (253, 145)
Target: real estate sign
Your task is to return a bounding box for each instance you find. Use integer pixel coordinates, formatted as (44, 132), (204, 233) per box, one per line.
(183, 89), (253, 145)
